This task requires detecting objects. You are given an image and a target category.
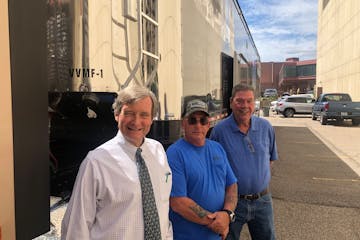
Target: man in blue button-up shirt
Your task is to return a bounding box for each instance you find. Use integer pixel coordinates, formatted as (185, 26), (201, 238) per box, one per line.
(210, 84), (278, 240)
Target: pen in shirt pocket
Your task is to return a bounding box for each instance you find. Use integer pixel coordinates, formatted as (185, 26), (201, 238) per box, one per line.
(165, 172), (171, 183)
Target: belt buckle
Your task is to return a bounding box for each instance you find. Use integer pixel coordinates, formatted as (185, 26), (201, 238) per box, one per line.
(244, 193), (260, 200)
(243, 194), (254, 200)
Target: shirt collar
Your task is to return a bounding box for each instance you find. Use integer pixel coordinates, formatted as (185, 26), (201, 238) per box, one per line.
(229, 113), (259, 133)
(115, 130), (149, 152)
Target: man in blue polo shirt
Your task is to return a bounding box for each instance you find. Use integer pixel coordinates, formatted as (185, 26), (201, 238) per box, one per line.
(210, 84), (278, 240)
(167, 99), (238, 240)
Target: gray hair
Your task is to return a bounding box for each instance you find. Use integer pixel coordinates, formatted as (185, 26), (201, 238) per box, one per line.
(231, 84), (255, 99)
(112, 85), (158, 118)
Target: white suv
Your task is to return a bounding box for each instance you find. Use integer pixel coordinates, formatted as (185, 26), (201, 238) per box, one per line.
(277, 95), (315, 117)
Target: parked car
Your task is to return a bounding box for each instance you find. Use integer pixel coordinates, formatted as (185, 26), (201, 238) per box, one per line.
(274, 95), (292, 114)
(296, 93), (315, 99)
(270, 100), (278, 112)
(277, 95), (315, 117)
(312, 93), (360, 125)
(263, 88), (278, 97)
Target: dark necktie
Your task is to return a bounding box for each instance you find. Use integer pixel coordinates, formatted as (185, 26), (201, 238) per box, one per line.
(136, 148), (162, 239)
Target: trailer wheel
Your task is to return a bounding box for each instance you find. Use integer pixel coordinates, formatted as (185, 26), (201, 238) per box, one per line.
(320, 115), (327, 125)
(311, 113), (317, 120)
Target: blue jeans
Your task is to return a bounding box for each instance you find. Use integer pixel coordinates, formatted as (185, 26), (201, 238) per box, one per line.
(226, 193), (276, 240)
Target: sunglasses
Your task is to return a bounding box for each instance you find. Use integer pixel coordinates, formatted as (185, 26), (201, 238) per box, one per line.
(244, 135), (255, 153)
(187, 116), (209, 125)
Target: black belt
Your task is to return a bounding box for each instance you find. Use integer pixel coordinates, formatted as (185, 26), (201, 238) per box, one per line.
(239, 188), (269, 200)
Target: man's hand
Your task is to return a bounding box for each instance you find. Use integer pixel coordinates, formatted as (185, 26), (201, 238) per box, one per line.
(206, 211), (230, 239)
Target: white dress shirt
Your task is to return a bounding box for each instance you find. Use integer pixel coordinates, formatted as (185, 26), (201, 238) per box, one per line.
(61, 131), (173, 239)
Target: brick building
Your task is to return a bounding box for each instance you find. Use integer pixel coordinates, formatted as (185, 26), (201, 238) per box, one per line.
(260, 58), (316, 96)
(260, 61), (285, 95)
(278, 58), (316, 95)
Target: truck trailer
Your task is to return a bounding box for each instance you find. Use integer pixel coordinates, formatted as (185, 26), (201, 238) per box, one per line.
(2, 0), (260, 238)
(47, 0), (261, 195)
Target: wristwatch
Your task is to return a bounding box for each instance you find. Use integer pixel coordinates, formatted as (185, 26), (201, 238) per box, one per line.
(221, 209), (236, 223)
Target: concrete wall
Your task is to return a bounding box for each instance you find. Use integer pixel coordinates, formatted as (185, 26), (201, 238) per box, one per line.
(317, 0), (360, 100)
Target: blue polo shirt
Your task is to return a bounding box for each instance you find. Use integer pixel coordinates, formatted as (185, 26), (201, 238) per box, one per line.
(210, 114), (278, 194)
(167, 139), (237, 240)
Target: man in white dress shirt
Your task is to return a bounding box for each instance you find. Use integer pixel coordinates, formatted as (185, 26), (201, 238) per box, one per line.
(61, 85), (173, 239)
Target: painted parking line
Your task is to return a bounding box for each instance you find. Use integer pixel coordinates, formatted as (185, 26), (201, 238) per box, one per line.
(312, 177), (360, 182)
(286, 141), (322, 144)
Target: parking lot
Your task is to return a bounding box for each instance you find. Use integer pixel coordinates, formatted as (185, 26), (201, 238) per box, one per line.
(265, 111), (360, 177)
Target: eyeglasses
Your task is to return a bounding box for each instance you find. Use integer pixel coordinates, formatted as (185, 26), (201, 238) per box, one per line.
(187, 116), (209, 125)
(244, 135), (255, 153)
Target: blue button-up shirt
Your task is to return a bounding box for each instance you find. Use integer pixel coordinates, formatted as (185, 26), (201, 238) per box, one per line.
(210, 114), (278, 194)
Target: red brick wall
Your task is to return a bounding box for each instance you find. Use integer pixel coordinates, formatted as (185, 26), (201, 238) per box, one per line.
(260, 62), (285, 91)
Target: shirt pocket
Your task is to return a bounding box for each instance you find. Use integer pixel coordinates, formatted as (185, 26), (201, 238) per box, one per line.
(252, 135), (270, 156)
(212, 158), (227, 186)
(158, 170), (172, 201)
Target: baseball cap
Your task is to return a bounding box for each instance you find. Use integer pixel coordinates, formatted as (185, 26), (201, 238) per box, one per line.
(182, 99), (209, 117)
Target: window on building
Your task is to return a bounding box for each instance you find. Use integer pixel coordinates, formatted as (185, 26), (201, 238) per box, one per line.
(296, 64), (316, 77)
(141, 0), (159, 95)
(284, 66), (297, 77)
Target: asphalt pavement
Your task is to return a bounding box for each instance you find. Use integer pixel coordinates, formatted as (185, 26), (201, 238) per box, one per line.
(254, 112), (360, 240)
(267, 111), (360, 177)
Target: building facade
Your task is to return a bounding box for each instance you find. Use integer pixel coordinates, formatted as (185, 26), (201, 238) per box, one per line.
(260, 58), (316, 96)
(317, 0), (360, 100)
(278, 58), (316, 95)
(260, 61), (285, 95)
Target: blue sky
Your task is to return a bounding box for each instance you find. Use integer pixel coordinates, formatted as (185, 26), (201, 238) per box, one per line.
(237, 0), (318, 62)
